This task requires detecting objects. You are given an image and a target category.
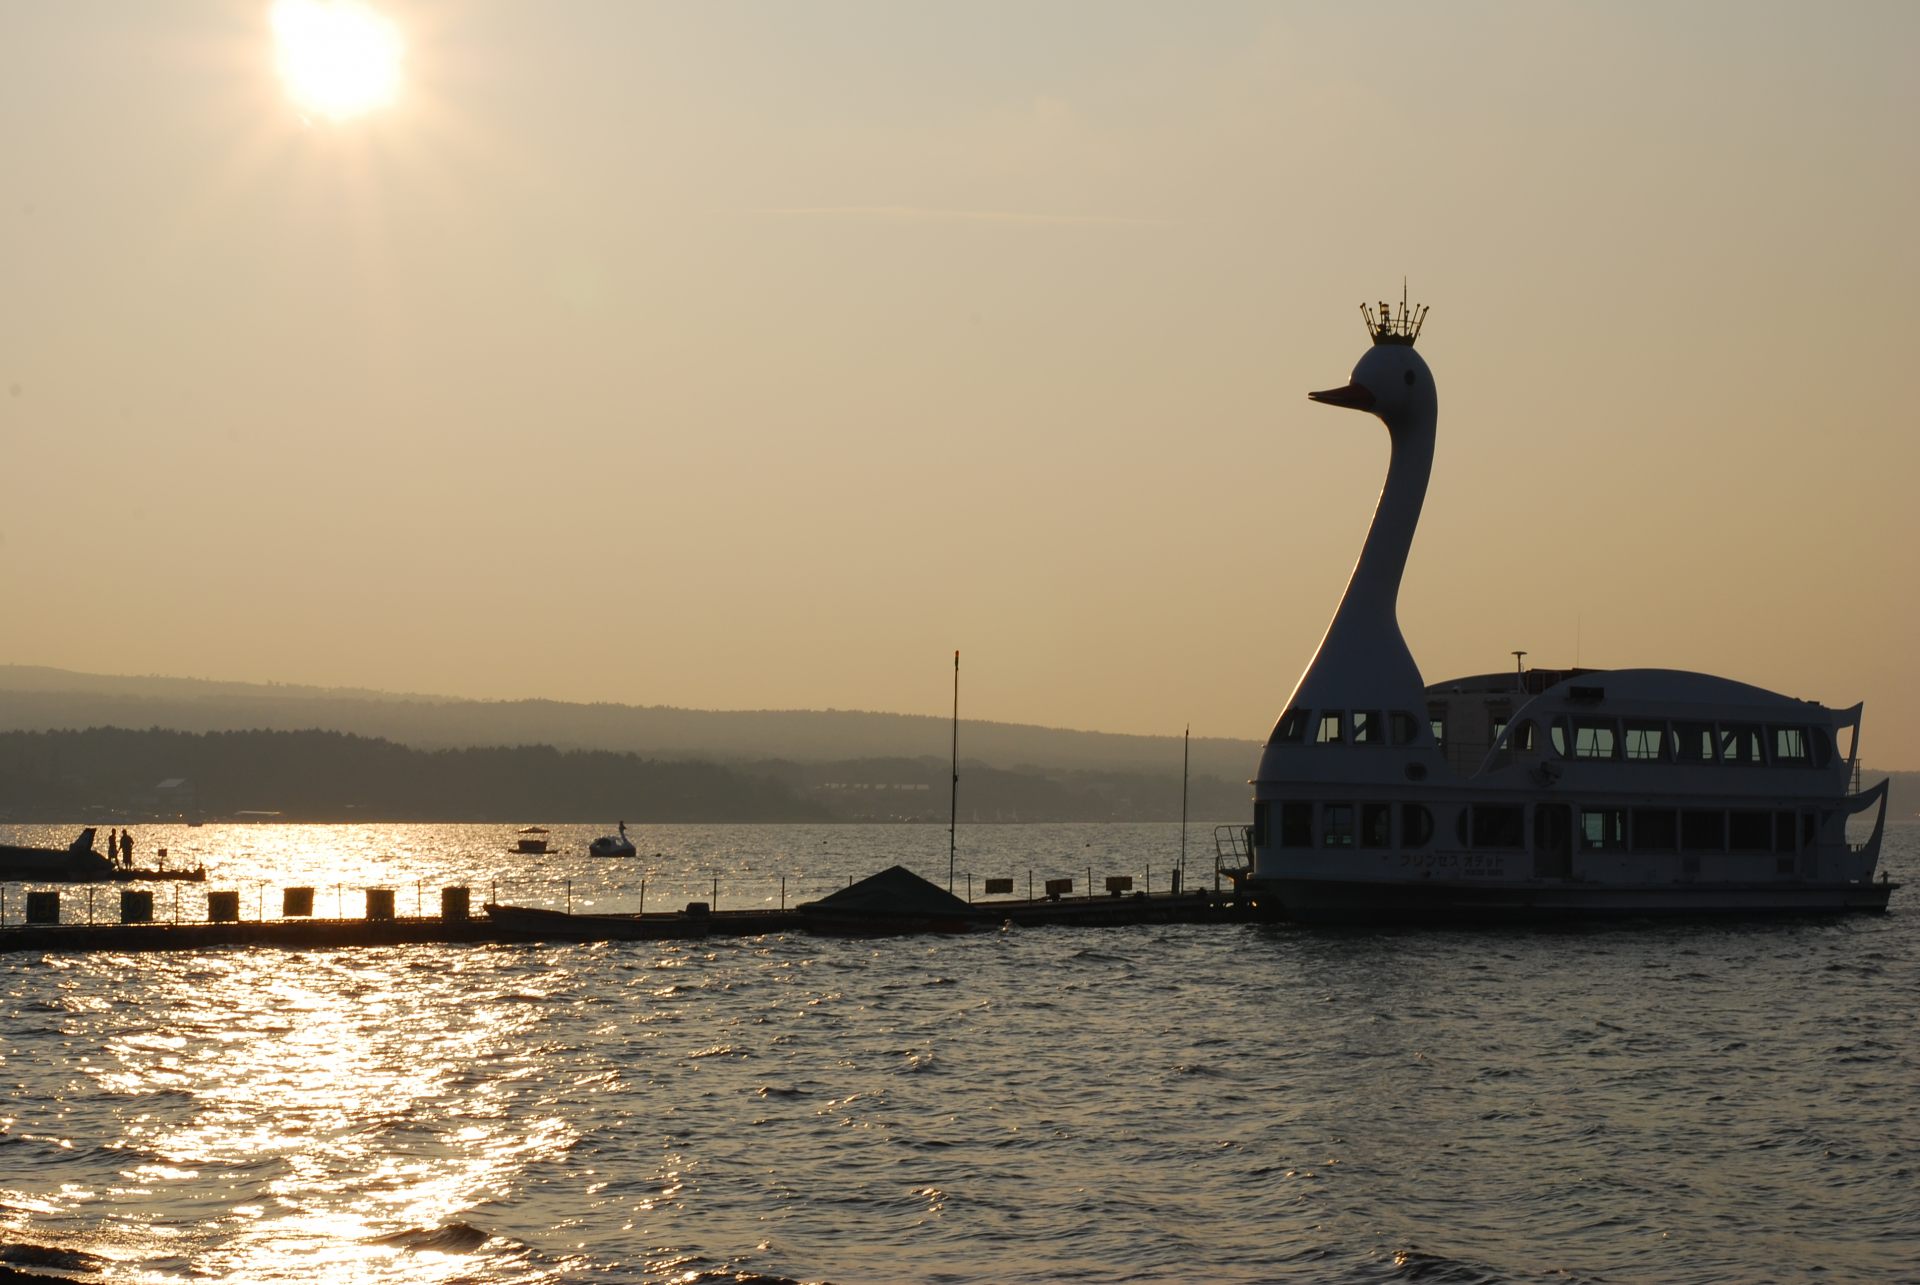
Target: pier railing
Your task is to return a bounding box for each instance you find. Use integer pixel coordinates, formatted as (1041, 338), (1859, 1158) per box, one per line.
(0, 857), (1229, 931)
(0, 881), (479, 930)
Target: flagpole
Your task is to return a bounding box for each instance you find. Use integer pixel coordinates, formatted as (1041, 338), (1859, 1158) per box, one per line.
(949, 650), (960, 892)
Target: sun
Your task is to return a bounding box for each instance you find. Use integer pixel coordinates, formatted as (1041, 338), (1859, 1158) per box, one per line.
(271, 0), (403, 121)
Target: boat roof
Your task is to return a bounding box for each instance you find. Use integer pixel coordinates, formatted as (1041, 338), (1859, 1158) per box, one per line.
(1425, 667), (1598, 697)
(1429, 667), (1844, 720)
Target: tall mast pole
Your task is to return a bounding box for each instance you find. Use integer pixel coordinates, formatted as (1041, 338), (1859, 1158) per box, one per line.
(949, 650), (959, 892)
(1180, 724), (1190, 890)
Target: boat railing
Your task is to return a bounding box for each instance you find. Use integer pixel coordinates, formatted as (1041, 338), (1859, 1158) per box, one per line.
(1214, 824), (1251, 865)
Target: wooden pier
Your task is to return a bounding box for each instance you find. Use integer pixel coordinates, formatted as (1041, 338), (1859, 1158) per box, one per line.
(0, 887), (1250, 954)
(0, 916), (505, 954)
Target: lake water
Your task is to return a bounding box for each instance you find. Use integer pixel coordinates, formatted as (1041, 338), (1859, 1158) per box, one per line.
(2, 820), (1916, 1283)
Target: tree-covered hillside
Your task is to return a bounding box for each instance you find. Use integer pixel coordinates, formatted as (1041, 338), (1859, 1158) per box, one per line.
(0, 728), (1253, 824)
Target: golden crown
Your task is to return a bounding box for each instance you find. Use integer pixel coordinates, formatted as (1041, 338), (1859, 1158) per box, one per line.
(1362, 286), (1427, 346)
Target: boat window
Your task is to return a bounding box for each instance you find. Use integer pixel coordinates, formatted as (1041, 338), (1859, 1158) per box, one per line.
(1483, 719), (1531, 772)
(1322, 804), (1355, 848)
(1429, 717), (1447, 752)
(1632, 808), (1678, 852)
(1802, 812), (1820, 846)
(1771, 727), (1810, 766)
(1273, 708), (1310, 744)
(1352, 710), (1383, 744)
(1361, 803), (1392, 848)
(1773, 811), (1796, 854)
(1251, 801), (1269, 849)
(1490, 716), (1509, 745)
(1681, 810), (1725, 851)
(1401, 803), (1434, 848)
(1809, 727), (1832, 769)
(1719, 724), (1765, 765)
(1579, 807), (1626, 851)
(1280, 802), (1313, 848)
(1390, 711), (1421, 745)
(1675, 721), (1716, 764)
(1572, 718), (1619, 760)
(1471, 805), (1526, 849)
(1315, 713), (1344, 745)
(1549, 716), (1570, 756)
(1581, 808), (1626, 851)
(1728, 811), (1772, 851)
(1622, 721), (1671, 762)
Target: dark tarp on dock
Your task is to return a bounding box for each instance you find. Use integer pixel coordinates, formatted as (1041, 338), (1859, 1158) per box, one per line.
(800, 865), (981, 930)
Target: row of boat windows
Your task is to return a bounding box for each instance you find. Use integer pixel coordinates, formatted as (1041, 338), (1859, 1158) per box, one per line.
(1254, 800), (1815, 855)
(1275, 705), (1834, 770)
(1273, 708), (1424, 746)
(1504, 718), (1831, 767)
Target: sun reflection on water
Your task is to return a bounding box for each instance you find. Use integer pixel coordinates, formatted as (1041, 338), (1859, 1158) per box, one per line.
(2, 946), (569, 1283)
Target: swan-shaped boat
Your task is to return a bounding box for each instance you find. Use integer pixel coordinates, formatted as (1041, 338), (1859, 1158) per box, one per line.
(589, 823), (637, 859)
(1235, 296), (1895, 921)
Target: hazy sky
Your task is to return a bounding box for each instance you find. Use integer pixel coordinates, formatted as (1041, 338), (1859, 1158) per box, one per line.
(4, 2), (1918, 765)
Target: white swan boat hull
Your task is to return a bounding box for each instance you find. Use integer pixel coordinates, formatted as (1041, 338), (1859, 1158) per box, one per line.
(1252, 875), (1895, 923)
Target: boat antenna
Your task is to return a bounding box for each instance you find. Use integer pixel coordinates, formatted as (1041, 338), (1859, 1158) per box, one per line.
(1512, 649), (1527, 691)
(949, 649), (959, 893)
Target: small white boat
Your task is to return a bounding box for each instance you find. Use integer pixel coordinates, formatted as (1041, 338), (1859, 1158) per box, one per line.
(589, 823), (637, 859)
(1230, 293), (1894, 922)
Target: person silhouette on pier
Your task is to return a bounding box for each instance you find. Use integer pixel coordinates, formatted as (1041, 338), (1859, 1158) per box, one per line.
(107, 828), (119, 864)
(120, 830), (134, 867)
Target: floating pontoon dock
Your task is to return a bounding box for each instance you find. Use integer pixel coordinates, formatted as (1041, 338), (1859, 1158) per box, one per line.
(0, 886), (1250, 954)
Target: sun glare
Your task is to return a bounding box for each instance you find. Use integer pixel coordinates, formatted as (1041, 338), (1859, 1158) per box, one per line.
(272, 0), (403, 121)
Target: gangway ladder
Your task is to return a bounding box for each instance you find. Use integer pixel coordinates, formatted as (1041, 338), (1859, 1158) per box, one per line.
(1213, 823), (1253, 891)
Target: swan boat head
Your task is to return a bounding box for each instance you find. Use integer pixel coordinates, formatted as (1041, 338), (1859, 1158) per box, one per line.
(1307, 334), (1437, 433)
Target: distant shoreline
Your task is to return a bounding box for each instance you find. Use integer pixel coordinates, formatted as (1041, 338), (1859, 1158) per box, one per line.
(0, 726), (1255, 827)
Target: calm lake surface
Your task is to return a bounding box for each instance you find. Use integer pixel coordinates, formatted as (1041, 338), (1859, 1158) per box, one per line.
(2, 820), (1916, 1284)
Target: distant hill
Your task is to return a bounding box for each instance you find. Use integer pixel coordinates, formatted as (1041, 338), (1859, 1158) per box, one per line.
(0, 727), (822, 823)
(0, 665), (1263, 781)
(0, 728), (1252, 825)
(1881, 770), (1920, 819)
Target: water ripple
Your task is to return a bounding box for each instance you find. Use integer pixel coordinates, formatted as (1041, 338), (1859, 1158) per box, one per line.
(1, 820), (1917, 1283)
